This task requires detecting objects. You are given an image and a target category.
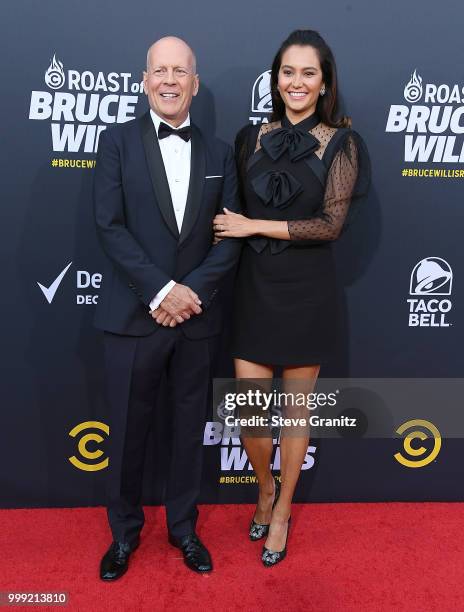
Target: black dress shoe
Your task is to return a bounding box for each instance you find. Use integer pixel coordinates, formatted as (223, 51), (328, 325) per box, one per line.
(168, 533), (213, 573)
(261, 517), (291, 568)
(100, 539), (139, 581)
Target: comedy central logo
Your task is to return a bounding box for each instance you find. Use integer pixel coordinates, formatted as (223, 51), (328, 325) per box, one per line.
(394, 419), (441, 468)
(249, 70), (272, 125)
(407, 257), (452, 327)
(403, 69), (423, 103)
(45, 54), (65, 90)
(386, 68), (464, 163)
(68, 421), (109, 471)
(29, 52), (143, 153)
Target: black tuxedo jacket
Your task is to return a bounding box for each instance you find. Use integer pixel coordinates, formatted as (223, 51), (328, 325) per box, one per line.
(93, 111), (241, 338)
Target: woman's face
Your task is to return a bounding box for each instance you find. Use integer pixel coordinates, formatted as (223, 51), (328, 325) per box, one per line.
(277, 44), (325, 122)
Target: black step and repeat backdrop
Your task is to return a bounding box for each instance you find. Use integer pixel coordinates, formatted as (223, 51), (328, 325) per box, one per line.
(2, 0), (463, 508)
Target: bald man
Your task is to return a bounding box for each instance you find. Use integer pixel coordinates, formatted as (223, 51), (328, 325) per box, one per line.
(94, 37), (241, 578)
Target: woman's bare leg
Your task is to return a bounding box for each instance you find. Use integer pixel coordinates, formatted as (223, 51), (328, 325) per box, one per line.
(234, 358), (275, 524)
(265, 364), (320, 551)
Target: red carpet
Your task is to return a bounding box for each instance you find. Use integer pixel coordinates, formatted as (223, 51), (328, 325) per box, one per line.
(1, 503), (463, 611)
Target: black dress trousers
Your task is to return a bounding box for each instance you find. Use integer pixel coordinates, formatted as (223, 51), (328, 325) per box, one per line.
(103, 326), (213, 546)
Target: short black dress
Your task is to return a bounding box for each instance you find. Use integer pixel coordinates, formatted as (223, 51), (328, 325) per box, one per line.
(231, 112), (370, 366)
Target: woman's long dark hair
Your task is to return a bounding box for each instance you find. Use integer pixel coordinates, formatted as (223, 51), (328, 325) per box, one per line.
(270, 29), (350, 128)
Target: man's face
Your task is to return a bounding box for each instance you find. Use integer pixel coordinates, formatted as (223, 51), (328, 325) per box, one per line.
(143, 39), (199, 127)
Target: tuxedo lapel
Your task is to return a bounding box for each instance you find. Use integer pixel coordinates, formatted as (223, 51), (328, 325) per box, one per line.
(179, 124), (206, 246)
(140, 112), (179, 239)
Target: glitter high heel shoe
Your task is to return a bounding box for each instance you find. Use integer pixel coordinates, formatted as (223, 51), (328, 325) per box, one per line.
(261, 516), (291, 567)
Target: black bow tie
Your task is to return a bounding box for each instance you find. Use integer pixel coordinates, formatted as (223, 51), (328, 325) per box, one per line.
(158, 121), (192, 142)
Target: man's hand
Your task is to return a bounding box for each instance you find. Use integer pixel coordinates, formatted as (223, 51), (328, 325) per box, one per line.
(150, 308), (179, 327)
(150, 283), (202, 325)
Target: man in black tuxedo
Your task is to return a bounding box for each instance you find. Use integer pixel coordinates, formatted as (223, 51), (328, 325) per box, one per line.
(94, 36), (241, 578)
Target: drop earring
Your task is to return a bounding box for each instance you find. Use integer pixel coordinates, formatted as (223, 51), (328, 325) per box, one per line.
(320, 86), (326, 96)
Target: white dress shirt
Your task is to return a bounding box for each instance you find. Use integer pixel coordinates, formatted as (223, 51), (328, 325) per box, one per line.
(148, 109), (191, 312)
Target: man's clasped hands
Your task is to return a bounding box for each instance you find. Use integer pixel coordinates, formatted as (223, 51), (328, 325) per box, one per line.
(150, 284), (202, 328)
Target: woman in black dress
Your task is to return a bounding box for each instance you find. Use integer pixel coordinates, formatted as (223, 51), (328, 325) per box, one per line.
(214, 29), (369, 566)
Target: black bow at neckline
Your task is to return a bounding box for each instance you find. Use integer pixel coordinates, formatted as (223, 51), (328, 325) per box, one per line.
(260, 113), (321, 162)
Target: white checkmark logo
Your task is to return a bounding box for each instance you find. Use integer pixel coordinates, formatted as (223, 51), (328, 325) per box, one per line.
(37, 261), (73, 304)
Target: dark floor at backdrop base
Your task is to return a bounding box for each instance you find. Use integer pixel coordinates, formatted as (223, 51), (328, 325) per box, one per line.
(0, 503), (462, 611)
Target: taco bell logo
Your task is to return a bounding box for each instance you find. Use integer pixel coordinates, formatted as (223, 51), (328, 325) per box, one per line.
(410, 257), (452, 295)
(249, 70), (272, 125)
(252, 70), (272, 113)
(403, 69), (423, 103)
(45, 54), (65, 90)
(407, 257), (452, 327)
